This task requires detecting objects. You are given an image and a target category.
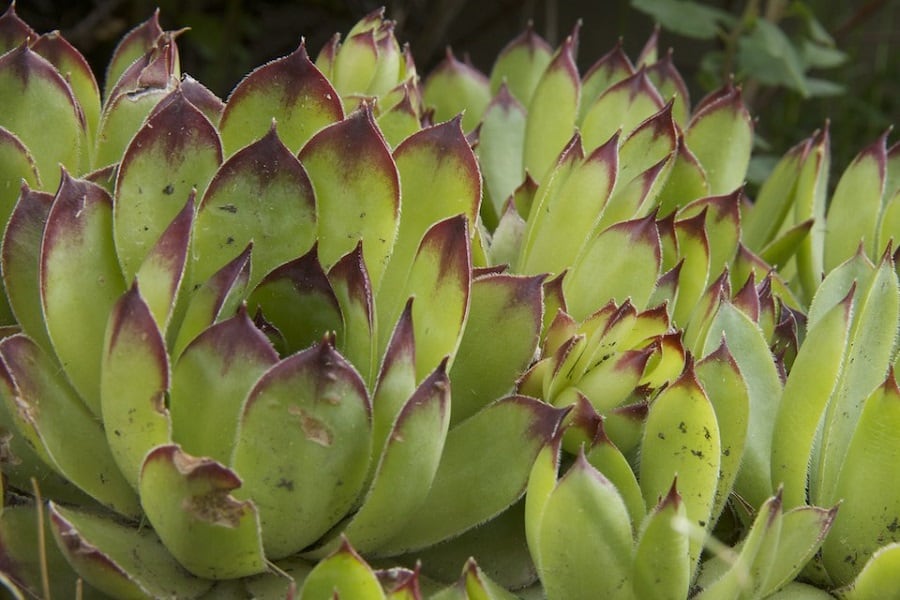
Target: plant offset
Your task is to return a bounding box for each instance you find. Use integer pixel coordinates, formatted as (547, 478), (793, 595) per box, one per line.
(0, 3), (898, 599)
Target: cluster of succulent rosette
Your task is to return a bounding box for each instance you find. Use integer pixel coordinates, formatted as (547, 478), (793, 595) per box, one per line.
(0, 3), (898, 599)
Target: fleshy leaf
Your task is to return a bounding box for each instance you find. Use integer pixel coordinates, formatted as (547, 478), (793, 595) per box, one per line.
(376, 118), (481, 347)
(2, 183), (53, 350)
(449, 273), (543, 424)
(50, 503), (213, 599)
(103, 10), (164, 100)
(192, 125), (316, 290)
(771, 287), (853, 508)
(134, 195), (194, 332)
(231, 338), (371, 558)
(684, 83), (753, 196)
(823, 373), (900, 586)
(0, 45), (84, 191)
(581, 67), (664, 153)
(761, 505), (838, 596)
(584, 416), (646, 530)
(0, 122), (41, 206)
(139, 445), (266, 579)
(695, 342), (749, 525)
(837, 543), (900, 600)
(564, 213), (662, 321)
(702, 301), (781, 509)
(170, 306), (277, 464)
(578, 41), (635, 125)
(423, 48), (491, 132)
(825, 132), (888, 270)
(656, 136), (710, 217)
(0, 334), (140, 517)
(114, 89), (221, 280)
(523, 34), (580, 182)
(488, 24), (553, 107)
(340, 361), (450, 554)
(298, 104), (400, 287)
(327, 242), (376, 382)
(171, 243), (251, 358)
(101, 283), (172, 489)
(640, 363), (720, 572)
(300, 539), (385, 600)
(219, 43), (343, 156)
(374, 396), (564, 556)
(477, 84), (527, 224)
(520, 133), (618, 276)
(0, 4), (36, 53)
(247, 244), (343, 356)
(41, 173), (126, 414)
(536, 451), (633, 600)
(632, 481), (690, 600)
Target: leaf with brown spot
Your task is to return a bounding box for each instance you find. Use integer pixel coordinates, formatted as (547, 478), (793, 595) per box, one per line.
(231, 338), (371, 559)
(139, 445), (265, 579)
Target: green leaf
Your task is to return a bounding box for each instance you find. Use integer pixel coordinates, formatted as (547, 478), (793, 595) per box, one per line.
(738, 19), (808, 95)
(759, 218), (814, 270)
(685, 84), (753, 196)
(449, 273), (543, 424)
(31, 32), (101, 163)
(640, 364), (720, 572)
(49, 503), (213, 599)
(523, 35), (580, 182)
(376, 118), (481, 347)
(41, 173), (126, 414)
(424, 49), (491, 133)
(823, 373), (900, 586)
(537, 451), (635, 600)
(837, 543), (900, 600)
(298, 104), (400, 288)
(630, 0), (733, 39)
(300, 539), (385, 600)
(218, 43), (343, 156)
(656, 137), (710, 217)
(702, 301), (781, 509)
(139, 445), (266, 579)
(564, 213), (662, 321)
(114, 90), (222, 281)
(375, 396), (564, 556)
(695, 341), (749, 525)
(0, 334), (140, 517)
(771, 287), (853, 508)
(825, 132), (888, 271)
(2, 184), (53, 350)
(327, 242), (376, 382)
(671, 210), (710, 326)
(170, 243), (251, 358)
(102, 10), (164, 101)
(192, 125), (316, 290)
(0, 126), (40, 213)
(0, 45), (84, 191)
(581, 69), (664, 153)
(231, 338), (371, 558)
(247, 244), (344, 356)
(585, 418), (646, 531)
(817, 252), (899, 507)
(477, 84), (527, 224)
(101, 283), (172, 489)
(488, 24), (553, 107)
(760, 504), (838, 596)
(632, 481), (690, 600)
(133, 196), (194, 332)
(520, 135), (618, 276)
(336, 362), (450, 555)
(170, 306), (277, 464)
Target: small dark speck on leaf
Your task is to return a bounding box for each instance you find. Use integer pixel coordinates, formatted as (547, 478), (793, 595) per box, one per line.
(163, 183), (175, 195)
(219, 204), (238, 213)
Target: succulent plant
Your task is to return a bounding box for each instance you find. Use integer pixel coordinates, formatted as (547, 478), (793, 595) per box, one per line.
(0, 3), (898, 600)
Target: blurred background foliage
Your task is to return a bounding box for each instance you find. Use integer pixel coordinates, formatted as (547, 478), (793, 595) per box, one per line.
(14, 0), (899, 184)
